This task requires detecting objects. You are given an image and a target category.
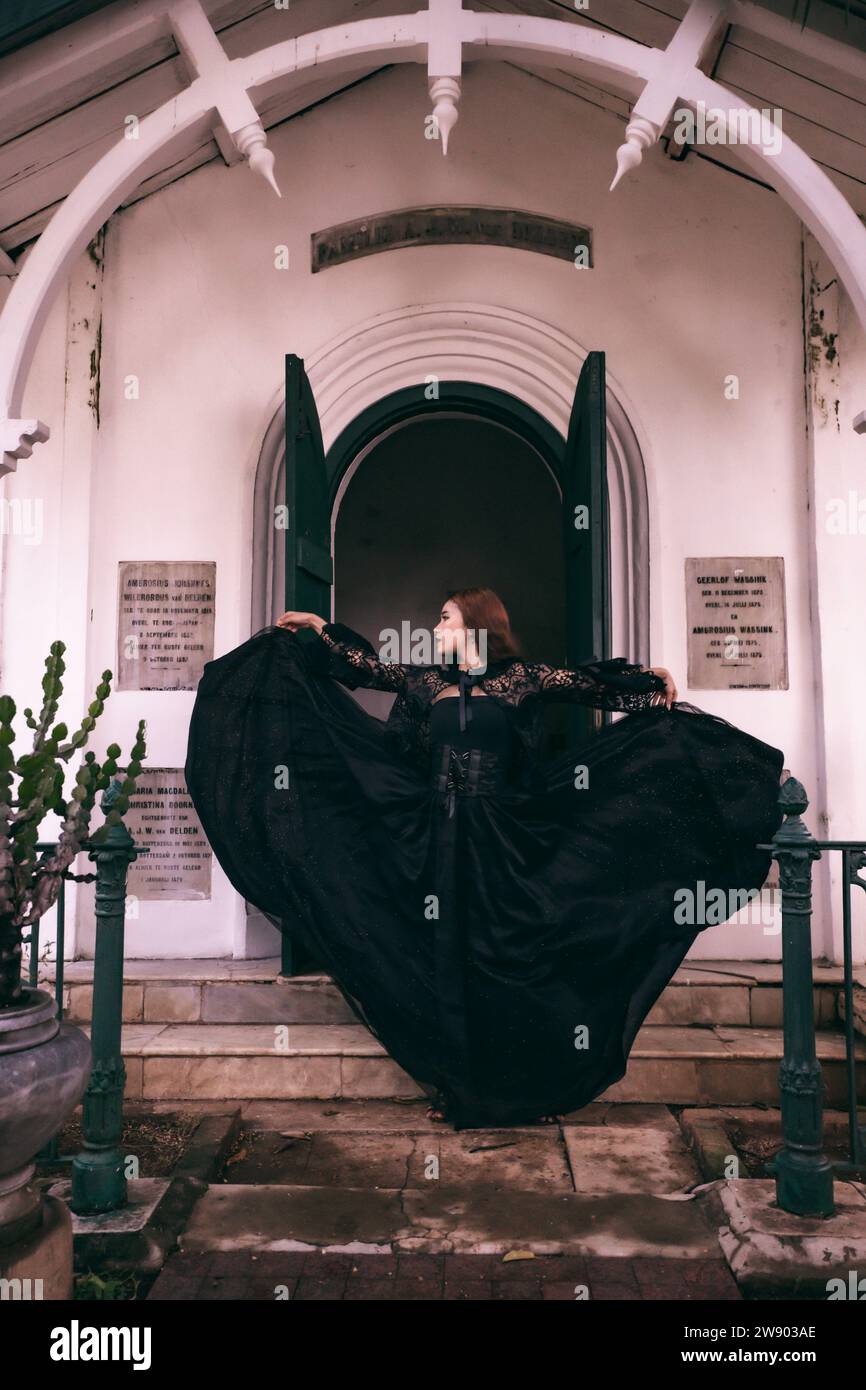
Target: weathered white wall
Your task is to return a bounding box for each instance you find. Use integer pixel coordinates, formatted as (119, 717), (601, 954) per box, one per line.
(5, 59), (858, 962)
(0, 243), (102, 973)
(800, 232), (866, 967)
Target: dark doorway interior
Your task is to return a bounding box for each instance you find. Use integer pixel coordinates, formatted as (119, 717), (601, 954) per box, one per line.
(333, 413), (565, 720)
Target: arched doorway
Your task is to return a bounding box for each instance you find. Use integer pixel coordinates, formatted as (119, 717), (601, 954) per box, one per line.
(247, 324), (653, 960)
(253, 380), (650, 660)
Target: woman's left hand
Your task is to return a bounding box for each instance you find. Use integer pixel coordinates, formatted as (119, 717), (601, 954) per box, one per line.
(647, 667), (677, 709)
(275, 611), (326, 635)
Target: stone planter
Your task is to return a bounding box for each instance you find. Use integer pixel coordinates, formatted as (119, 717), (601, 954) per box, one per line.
(0, 986), (91, 1298)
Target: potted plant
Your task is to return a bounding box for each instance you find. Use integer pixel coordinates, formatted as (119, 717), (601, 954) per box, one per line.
(0, 641), (145, 1296)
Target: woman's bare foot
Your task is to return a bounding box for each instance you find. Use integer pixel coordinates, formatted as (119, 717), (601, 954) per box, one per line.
(536, 1113), (559, 1124)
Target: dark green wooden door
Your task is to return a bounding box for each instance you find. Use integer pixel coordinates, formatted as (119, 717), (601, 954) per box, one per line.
(280, 355), (331, 975)
(284, 354), (332, 618)
(561, 351), (610, 734)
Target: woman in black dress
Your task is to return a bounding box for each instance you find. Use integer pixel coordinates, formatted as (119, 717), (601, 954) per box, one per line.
(184, 586), (785, 1130)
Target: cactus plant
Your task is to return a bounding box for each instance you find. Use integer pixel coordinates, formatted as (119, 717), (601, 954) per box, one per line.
(0, 640), (146, 1009)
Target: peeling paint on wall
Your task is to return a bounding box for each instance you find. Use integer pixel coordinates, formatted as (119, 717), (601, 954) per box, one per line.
(88, 314), (102, 428)
(84, 226), (106, 428)
(86, 231), (104, 275)
(806, 262), (840, 432)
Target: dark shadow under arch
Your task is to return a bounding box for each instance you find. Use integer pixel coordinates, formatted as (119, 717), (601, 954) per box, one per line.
(325, 381), (565, 502)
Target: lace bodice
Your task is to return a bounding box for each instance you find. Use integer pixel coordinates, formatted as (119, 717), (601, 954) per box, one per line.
(311, 621), (666, 786)
(317, 622), (663, 709)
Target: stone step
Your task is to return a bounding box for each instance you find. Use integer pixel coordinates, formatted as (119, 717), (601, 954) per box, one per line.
(174, 1173), (866, 1277)
(53, 957), (859, 1030)
(62, 1099), (866, 1288)
(178, 1182), (721, 1259)
(77, 1019), (866, 1107)
(165, 1104), (722, 1258)
(217, 1100), (705, 1193)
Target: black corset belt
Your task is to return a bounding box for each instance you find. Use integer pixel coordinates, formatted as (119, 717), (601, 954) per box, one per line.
(433, 745), (507, 818)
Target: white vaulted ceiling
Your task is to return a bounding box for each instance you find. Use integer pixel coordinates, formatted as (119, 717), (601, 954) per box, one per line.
(0, 0), (864, 262)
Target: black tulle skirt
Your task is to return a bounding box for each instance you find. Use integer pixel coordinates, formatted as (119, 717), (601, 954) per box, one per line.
(184, 626), (785, 1129)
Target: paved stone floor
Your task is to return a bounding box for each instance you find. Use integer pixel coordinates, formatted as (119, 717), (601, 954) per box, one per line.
(57, 1098), (863, 1301)
(148, 1249), (742, 1301)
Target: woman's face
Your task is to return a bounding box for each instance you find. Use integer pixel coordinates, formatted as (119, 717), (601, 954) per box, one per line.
(434, 599), (465, 662)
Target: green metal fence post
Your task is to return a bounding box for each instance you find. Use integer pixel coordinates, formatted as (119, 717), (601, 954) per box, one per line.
(70, 781), (141, 1214)
(771, 776), (835, 1217)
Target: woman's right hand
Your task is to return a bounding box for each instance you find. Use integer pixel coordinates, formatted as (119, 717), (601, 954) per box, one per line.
(647, 666), (677, 709)
(276, 611), (326, 634)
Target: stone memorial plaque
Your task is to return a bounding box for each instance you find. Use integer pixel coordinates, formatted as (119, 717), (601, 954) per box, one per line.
(685, 557), (788, 689)
(125, 767), (211, 901)
(117, 561), (215, 690)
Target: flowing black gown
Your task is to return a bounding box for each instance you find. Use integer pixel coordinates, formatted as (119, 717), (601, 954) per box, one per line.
(184, 621), (785, 1130)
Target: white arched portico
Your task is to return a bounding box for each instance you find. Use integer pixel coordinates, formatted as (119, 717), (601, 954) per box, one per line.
(3, 0), (866, 472)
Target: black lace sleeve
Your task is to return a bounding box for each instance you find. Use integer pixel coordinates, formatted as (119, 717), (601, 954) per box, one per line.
(530, 657), (666, 713)
(317, 622), (408, 693)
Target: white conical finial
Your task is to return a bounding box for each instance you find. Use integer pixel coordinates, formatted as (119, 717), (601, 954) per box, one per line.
(609, 115), (658, 191)
(610, 138), (643, 191)
(234, 121), (282, 198)
(429, 76), (460, 155)
(249, 142), (281, 198)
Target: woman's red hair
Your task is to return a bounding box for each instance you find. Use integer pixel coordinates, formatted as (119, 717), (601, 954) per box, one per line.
(446, 587), (521, 663)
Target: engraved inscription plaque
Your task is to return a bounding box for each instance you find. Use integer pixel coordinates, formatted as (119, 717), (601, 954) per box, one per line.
(125, 767), (212, 900)
(685, 557), (788, 690)
(312, 206), (592, 272)
(117, 561), (215, 691)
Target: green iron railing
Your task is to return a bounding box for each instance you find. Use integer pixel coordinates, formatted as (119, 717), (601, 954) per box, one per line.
(21, 774), (866, 1220)
(23, 779), (148, 1212)
(760, 775), (866, 1218)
